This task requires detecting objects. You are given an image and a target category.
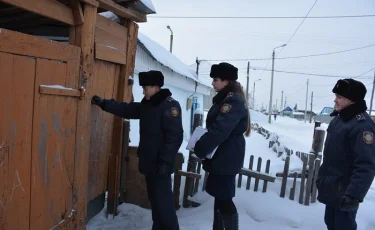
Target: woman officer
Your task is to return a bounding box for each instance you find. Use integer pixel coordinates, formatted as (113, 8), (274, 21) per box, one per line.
(194, 62), (250, 230)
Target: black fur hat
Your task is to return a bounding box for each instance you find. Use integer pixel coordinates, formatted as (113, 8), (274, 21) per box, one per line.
(210, 62), (238, 81)
(332, 78), (367, 102)
(139, 70), (164, 87)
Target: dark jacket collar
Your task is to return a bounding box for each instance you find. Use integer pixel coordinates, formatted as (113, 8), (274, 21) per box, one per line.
(213, 81), (241, 104)
(330, 99), (367, 121)
(141, 89), (172, 105)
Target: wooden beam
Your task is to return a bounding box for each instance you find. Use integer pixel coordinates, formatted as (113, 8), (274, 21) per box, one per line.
(39, 85), (81, 97)
(239, 168), (276, 182)
(71, 0), (84, 25)
(80, 0), (99, 7)
(177, 170), (202, 180)
(71, 3), (97, 229)
(0, 28), (79, 62)
(0, 0), (75, 25)
(96, 0), (146, 22)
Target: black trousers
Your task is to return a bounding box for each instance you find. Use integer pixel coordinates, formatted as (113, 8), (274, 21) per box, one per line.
(324, 205), (357, 230)
(145, 175), (179, 230)
(214, 198), (237, 215)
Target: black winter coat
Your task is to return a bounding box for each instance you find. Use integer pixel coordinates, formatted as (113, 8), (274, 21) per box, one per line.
(194, 83), (248, 175)
(317, 100), (375, 208)
(101, 89), (183, 175)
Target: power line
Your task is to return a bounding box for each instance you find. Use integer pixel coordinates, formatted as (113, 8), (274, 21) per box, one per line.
(205, 44), (375, 62)
(148, 15), (375, 19)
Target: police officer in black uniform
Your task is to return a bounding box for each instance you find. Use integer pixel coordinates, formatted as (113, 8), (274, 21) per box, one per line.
(194, 63), (250, 230)
(317, 78), (375, 230)
(91, 70), (183, 230)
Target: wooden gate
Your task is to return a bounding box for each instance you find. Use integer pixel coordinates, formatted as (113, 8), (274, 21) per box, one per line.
(0, 29), (81, 229)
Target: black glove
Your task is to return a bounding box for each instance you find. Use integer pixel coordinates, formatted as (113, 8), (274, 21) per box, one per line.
(339, 195), (359, 211)
(156, 161), (172, 177)
(91, 95), (105, 109)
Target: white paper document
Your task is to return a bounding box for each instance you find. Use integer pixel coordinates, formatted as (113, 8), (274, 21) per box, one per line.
(186, 126), (218, 159)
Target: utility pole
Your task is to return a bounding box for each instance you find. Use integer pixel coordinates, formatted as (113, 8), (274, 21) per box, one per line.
(369, 70), (375, 116)
(276, 99), (278, 112)
(310, 91), (313, 123)
(268, 50), (276, 124)
(304, 79), (309, 123)
(281, 90), (284, 111)
(246, 62), (250, 101)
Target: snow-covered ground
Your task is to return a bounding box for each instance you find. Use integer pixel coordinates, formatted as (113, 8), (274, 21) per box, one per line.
(87, 110), (375, 230)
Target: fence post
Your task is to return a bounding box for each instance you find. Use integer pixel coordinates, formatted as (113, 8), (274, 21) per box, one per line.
(194, 162), (202, 195)
(202, 171), (209, 191)
(173, 153), (184, 210)
(254, 157), (262, 192)
(280, 156), (290, 197)
(299, 155), (308, 204)
(304, 154), (316, 206)
(313, 121), (321, 138)
(246, 155), (254, 190)
(262, 160), (271, 192)
(289, 172), (298, 200)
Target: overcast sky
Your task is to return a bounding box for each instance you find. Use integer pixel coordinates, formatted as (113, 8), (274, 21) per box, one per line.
(138, 0), (375, 113)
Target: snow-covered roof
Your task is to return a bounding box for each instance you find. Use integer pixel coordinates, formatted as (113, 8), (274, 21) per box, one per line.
(137, 32), (196, 81)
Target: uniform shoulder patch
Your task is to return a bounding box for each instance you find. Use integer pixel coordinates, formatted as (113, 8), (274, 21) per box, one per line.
(363, 131), (374, 144)
(221, 103), (232, 113)
(167, 96), (175, 102)
(170, 107), (180, 117)
(356, 113), (366, 121)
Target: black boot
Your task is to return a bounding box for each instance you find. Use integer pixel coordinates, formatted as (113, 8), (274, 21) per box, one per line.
(222, 212), (239, 230)
(213, 209), (224, 230)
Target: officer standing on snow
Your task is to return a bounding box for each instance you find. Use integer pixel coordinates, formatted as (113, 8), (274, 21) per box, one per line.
(317, 78), (375, 230)
(194, 62), (250, 230)
(91, 70), (183, 230)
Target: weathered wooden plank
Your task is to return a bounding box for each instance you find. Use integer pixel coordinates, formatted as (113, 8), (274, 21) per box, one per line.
(280, 156), (290, 198)
(262, 160), (271, 192)
(246, 155), (254, 190)
(95, 43), (127, 65)
(254, 157), (262, 191)
(194, 162), (202, 194)
(299, 155), (308, 204)
(96, 14), (128, 40)
(39, 85), (81, 97)
(0, 0), (75, 25)
(72, 3), (97, 228)
(0, 53), (33, 230)
(276, 172), (302, 178)
(95, 27), (127, 52)
(311, 159), (321, 203)
(96, 0), (147, 22)
(0, 28), (80, 62)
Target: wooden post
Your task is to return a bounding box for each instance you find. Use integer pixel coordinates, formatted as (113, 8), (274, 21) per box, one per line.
(194, 162), (202, 194)
(289, 172), (298, 200)
(304, 154), (316, 206)
(183, 152), (196, 208)
(311, 129), (326, 157)
(254, 157), (262, 192)
(173, 153), (184, 210)
(280, 156), (290, 197)
(119, 120), (130, 203)
(299, 155), (308, 204)
(311, 158), (321, 203)
(313, 121), (321, 137)
(262, 160), (271, 192)
(70, 3), (97, 227)
(246, 155), (254, 190)
(188, 111), (203, 197)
